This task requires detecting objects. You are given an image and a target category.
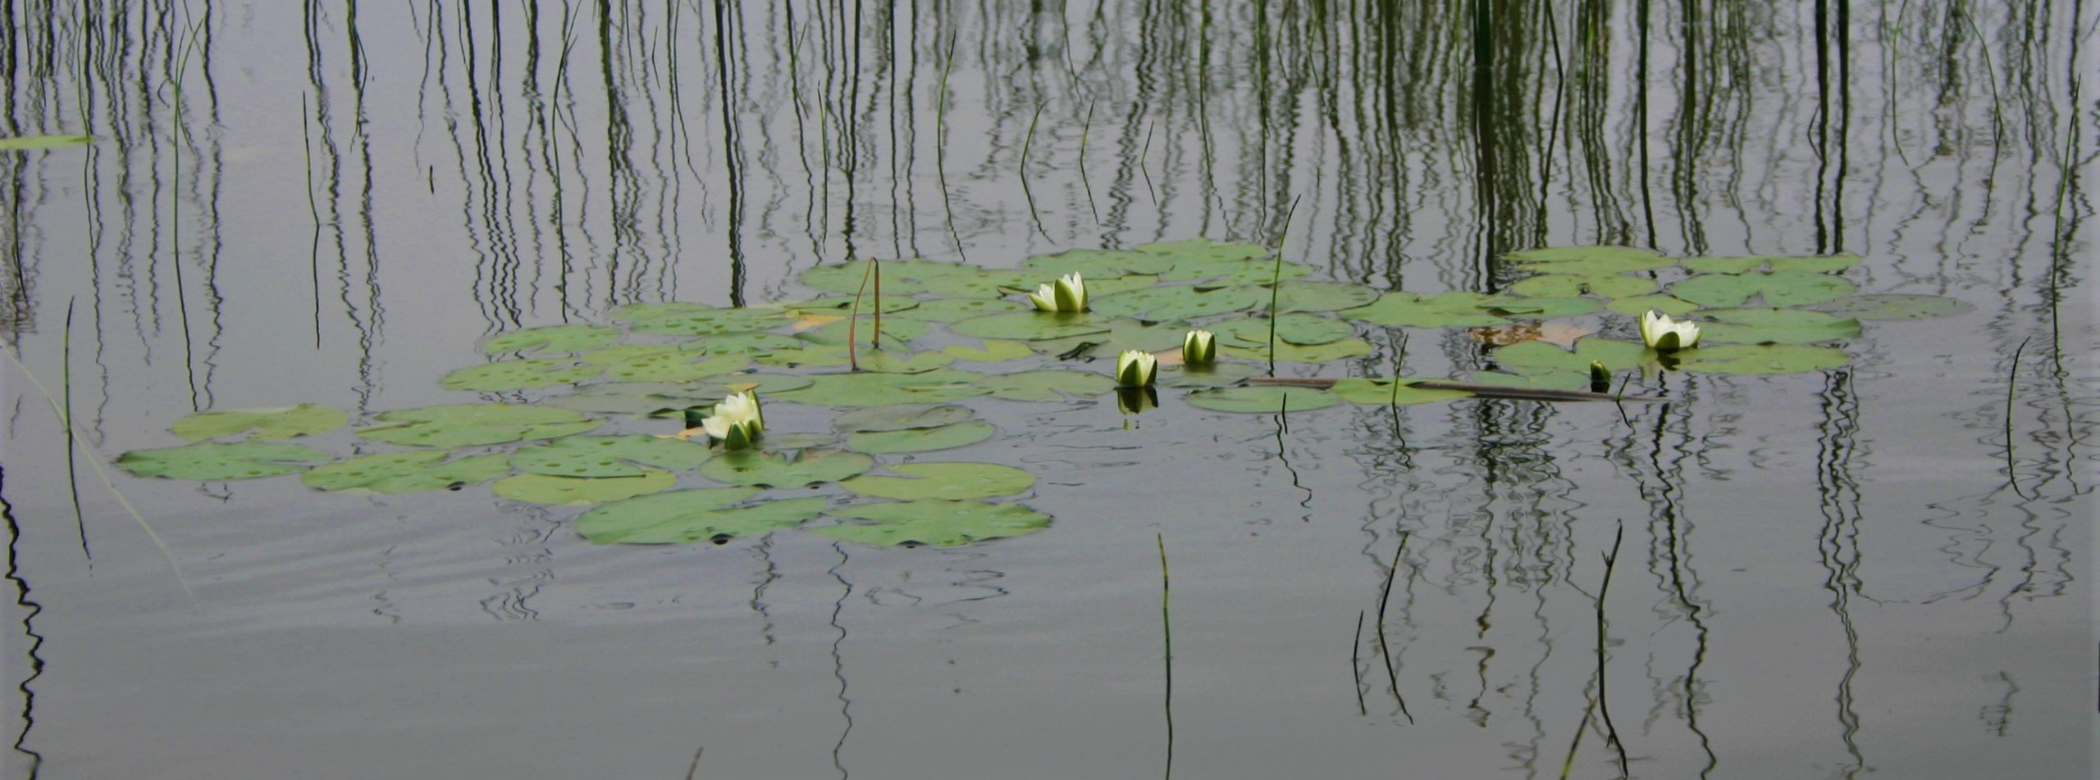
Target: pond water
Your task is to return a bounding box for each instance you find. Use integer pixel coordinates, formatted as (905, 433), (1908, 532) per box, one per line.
(1, 2), (2092, 778)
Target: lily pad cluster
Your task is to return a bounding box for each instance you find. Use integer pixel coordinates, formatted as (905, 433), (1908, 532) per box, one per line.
(114, 240), (1965, 547)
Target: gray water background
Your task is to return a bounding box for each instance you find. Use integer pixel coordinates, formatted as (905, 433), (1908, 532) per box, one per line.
(0, 2), (2093, 778)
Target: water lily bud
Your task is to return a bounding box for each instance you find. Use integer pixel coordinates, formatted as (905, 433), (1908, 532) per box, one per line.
(1640, 310), (1702, 353)
(716, 390), (764, 434)
(1115, 349), (1157, 388)
(1029, 282), (1059, 312)
(1055, 272), (1087, 312)
(1589, 361), (1610, 393)
(1183, 329), (1216, 365)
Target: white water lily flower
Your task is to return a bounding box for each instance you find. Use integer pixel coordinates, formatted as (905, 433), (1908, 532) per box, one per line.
(1183, 329), (1216, 365)
(1029, 273), (1087, 312)
(701, 414), (758, 450)
(1116, 349), (1157, 388)
(1640, 310), (1702, 353)
(715, 390), (764, 434)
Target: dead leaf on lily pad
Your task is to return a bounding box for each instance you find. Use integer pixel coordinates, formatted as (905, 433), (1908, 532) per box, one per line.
(1471, 322), (1592, 348)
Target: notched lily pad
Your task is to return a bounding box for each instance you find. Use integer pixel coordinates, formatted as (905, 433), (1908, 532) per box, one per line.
(357, 404), (601, 447)
(699, 449), (875, 488)
(1271, 282), (1380, 312)
(846, 421), (997, 453)
(1697, 308), (1861, 344)
(1329, 379), (1474, 405)
(1214, 314), (1357, 347)
(949, 312), (1112, 341)
(302, 451), (511, 493)
(577, 488), (829, 544)
(1509, 274), (1656, 299)
(602, 352), (749, 383)
(833, 404), (976, 433)
(1669, 344), (1850, 375)
(1024, 247), (1177, 277)
(440, 359), (601, 391)
(1340, 292), (1513, 328)
(483, 324), (621, 355)
(841, 462), (1036, 501)
(813, 500), (1050, 547)
(169, 404), (347, 441)
(116, 441), (331, 481)
(1669, 271), (1855, 308)
(1090, 284), (1263, 320)
(492, 469), (676, 505)
(509, 435), (712, 477)
(1506, 246), (1673, 275)
(979, 370), (1118, 401)
(770, 369), (989, 407)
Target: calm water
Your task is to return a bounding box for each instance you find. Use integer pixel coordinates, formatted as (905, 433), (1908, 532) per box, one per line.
(1, 2), (2093, 778)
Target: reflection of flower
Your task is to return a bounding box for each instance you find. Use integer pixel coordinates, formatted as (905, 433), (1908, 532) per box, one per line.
(1183, 329), (1216, 365)
(1116, 349), (1157, 388)
(1116, 386), (1158, 414)
(702, 391), (765, 450)
(1029, 273), (1088, 312)
(1640, 310), (1701, 353)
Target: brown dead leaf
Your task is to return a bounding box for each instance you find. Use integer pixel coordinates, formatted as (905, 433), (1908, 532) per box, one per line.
(1470, 322), (1592, 348)
(791, 314), (845, 332)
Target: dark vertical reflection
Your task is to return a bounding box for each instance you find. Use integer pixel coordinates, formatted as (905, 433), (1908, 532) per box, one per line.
(1, 466), (46, 779)
(1814, 370), (1868, 777)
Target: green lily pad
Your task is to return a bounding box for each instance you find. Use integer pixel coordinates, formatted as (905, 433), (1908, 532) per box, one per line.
(1683, 254), (1862, 274)
(602, 352), (749, 383)
(1271, 282), (1381, 312)
(619, 304), (785, 336)
(0, 134), (93, 151)
(116, 441), (332, 481)
(891, 297), (1030, 322)
(301, 451), (512, 493)
(1340, 291), (1511, 328)
(1495, 338), (1651, 375)
(358, 404), (602, 447)
(944, 340), (1036, 362)
(1669, 344), (1851, 374)
(1808, 294), (1975, 320)
(1468, 370), (1589, 391)
(1329, 378), (1475, 405)
(854, 350), (958, 374)
(681, 332), (804, 355)
(915, 270), (1042, 299)
(796, 316), (932, 346)
(1162, 363), (1261, 388)
(483, 324), (621, 355)
(1182, 386), (1343, 413)
(1090, 285), (1263, 320)
(979, 370), (1118, 402)
(1669, 271), (1855, 308)
(798, 260), (934, 294)
(1220, 337), (1375, 364)
(577, 489), (828, 544)
(752, 345), (856, 369)
(1509, 274), (1657, 299)
(841, 462), (1036, 501)
(1481, 296), (1604, 319)
(1506, 246), (1674, 275)
(833, 404), (976, 433)
(949, 312), (1113, 341)
(1679, 256), (1769, 274)
(699, 449), (875, 488)
(1606, 295), (1701, 317)
(770, 369), (989, 407)
(440, 359), (602, 391)
(169, 404), (347, 441)
(1200, 261), (1315, 287)
(1033, 318), (1191, 358)
(813, 500), (1051, 547)
(777, 295), (923, 317)
(1024, 247), (1178, 277)
(1214, 314), (1357, 347)
(1697, 308), (1862, 344)
(846, 421), (997, 453)
(544, 378), (808, 416)
(1137, 238), (1273, 264)
(509, 435), (712, 477)
(492, 469), (677, 505)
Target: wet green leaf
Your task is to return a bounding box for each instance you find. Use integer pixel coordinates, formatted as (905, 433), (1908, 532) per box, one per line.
(914, 271), (1041, 299)
(169, 404), (347, 441)
(509, 435), (712, 477)
(798, 259), (933, 294)
(358, 404), (602, 447)
(1480, 297), (1604, 320)
(602, 352), (749, 382)
(1768, 253), (1862, 273)
(1698, 308), (1862, 344)
(1329, 379), (1474, 405)
(544, 379), (805, 416)
(699, 449), (875, 488)
(1670, 344), (1850, 374)
(770, 369), (989, 406)
(1685, 253), (1861, 274)
(1679, 256), (1769, 274)
(681, 332), (804, 355)
(833, 404), (976, 433)
(301, 451), (511, 493)
(1214, 314), (1357, 347)
(1182, 386), (1343, 413)
(1468, 370), (1588, 390)
(483, 324), (620, 355)
(116, 441), (332, 481)
(1808, 294), (1974, 320)
(978, 370), (1117, 401)
(0, 134), (92, 151)
(620, 304), (785, 336)
(1089, 285), (1263, 321)
(943, 339), (1035, 362)
(1605, 295), (1700, 317)
(1506, 246), (1673, 275)
(1495, 338), (1651, 375)
(492, 469), (677, 505)
(813, 500), (1050, 547)
(841, 462), (1036, 501)
(1161, 363), (1260, 388)
(853, 350), (957, 374)
(576, 488), (825, 544)
(1509, 274), (1657, 299)
(1024, 247), (1178, 277)
(796, 316), (931, 346)
(846, 421), (997, 453)
(1137, 238), (1272, 265)
(949, 311), (1113, 341)
(440, 359), (601, 391)
(1271, 281), (1381, 312)
(1339, 291), (1512, 328)
(1033, 318), (1190, 358)
(890, 297), (1029, 321)
(1220, 337), (1375, 364)
(1669, 271), (1855, 308)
